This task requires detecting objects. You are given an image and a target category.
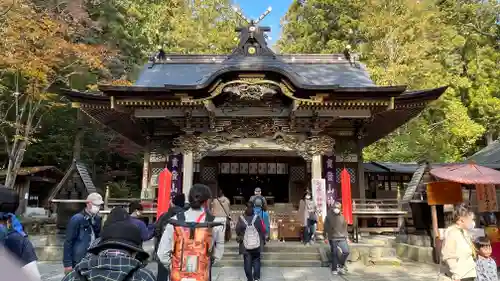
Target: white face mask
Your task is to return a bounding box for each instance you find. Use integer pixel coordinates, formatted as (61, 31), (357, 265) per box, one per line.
(467, 221), (476, 230)
(305, 195), (311, 200)
(89, 205), (100, 215)
(333, 208), (341, 214)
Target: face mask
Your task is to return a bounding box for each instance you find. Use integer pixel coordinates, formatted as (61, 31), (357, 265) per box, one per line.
(333, 208), (340, 214)
(305, 195), (311, 200)
(89, 205), (100, 215)
(467, 221), (476, 230)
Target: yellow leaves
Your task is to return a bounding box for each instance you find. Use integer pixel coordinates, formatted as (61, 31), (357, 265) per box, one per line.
(0, 0), (114, 95)
(110, 79), (133, 86)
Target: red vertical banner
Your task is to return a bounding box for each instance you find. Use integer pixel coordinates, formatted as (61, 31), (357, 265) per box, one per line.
(341, 168), (353, 225)
(156, 168), (172, 219)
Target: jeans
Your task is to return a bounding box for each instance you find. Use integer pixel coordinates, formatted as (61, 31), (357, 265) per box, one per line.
(329, 239), (349, 271)
(304, 219), (316, 244)
(243, 251), (261, 281)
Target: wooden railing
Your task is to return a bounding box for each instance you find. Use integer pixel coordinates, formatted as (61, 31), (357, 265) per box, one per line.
(352, 199), (407, 215)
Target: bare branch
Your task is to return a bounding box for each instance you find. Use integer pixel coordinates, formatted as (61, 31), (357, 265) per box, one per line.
(465, 23), (497, 39)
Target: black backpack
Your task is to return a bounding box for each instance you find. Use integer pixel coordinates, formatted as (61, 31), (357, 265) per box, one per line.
(78, 265), (141, 281)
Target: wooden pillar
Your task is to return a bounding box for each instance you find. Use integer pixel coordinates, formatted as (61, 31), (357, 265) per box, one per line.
(357, 136), (366, 201)
(182, 151), (194, 198)
(141, 144), (152, 200)
(311, 155), (322, 180)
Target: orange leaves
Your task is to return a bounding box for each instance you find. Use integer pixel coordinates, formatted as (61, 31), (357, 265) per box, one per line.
(0, 0), (114, 93)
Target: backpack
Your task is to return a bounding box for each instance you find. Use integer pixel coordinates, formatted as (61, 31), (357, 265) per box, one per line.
(78, 264), (141, 281)
(169, 211), (222, 281)
(241, 215), (260, 250)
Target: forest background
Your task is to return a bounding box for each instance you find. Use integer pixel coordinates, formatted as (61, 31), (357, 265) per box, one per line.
(0, 0), (498, 196)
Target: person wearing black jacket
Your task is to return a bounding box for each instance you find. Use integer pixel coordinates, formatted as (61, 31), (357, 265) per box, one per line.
(154, 193), (187, 281)
(323, 202), (350, 275)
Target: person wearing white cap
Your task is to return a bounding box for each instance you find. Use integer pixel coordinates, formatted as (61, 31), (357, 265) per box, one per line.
(62, 192), (104, 274)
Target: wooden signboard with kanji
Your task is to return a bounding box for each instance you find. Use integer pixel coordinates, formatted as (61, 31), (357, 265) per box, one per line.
(476, 184), (498, 212)
(427, 182), (463, 205)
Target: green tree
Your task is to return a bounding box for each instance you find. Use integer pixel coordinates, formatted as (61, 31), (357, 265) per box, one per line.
(279, 0), (497, 162)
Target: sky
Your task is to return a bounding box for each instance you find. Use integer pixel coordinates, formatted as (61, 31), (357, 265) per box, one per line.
(233, 0), (294, 44)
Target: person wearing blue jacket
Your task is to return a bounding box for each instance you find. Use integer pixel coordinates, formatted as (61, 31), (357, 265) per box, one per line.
(253, 205), (270, 240)
(0, 186), (41, 280)
(128, 202), (155, 242)
(63, 193), (103, 274)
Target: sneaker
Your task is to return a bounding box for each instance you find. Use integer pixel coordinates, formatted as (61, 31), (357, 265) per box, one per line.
(338, 267), (347, 275)
(331, 270), (339, 275)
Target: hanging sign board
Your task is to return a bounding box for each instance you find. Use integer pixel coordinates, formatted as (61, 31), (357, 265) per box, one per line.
(427, 182), (463, 205)
(476, 184), (498, 212)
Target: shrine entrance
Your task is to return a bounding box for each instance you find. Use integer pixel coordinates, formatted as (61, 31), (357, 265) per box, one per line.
(197, 149), (309, 206)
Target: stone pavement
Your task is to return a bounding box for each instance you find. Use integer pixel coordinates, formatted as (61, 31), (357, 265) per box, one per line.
(39, 261), (440, 281)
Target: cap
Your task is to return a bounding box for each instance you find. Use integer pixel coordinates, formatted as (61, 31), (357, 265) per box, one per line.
(255, 187), (261, 192)
(86, 193), (104, 205)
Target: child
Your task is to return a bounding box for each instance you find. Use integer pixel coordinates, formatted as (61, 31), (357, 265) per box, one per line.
(475, 236), (498, 281)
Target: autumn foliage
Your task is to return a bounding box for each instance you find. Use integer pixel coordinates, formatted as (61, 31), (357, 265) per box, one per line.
(0, 0), (115, 188)
(0, 0), (112, 90)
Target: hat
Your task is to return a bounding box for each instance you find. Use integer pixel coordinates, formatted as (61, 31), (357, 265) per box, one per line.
(86, 193), (104, 205)
(105, 207), (130, 226)
(88, 221), (149, 261)
(254, 187), (261, 192)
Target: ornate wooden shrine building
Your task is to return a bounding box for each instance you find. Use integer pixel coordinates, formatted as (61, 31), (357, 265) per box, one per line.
(62, 19), (447, 210)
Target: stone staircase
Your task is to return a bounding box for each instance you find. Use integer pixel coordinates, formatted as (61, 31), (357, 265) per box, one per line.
(318, 236), (403, 267)
(34, 233), (404, 268)
(216, 242), (323, 267)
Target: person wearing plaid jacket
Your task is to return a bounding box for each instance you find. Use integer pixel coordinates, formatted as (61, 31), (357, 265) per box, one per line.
(62, 220), (155, 281)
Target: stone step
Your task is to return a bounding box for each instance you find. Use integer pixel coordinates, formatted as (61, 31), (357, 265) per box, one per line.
(224, 244), (320, 253)
(214, 259), (323, 267)
(221, 252), (320, 260)
(362, 256), (402, 266)
(359, 236), (396, 247)
(395, 243), (434, 264)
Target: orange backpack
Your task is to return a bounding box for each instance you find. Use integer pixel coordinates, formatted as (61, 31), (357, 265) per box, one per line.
(169, 211), (222, 281)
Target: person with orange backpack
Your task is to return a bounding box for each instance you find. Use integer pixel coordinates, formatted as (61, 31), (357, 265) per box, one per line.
(157, 184), (225, 281)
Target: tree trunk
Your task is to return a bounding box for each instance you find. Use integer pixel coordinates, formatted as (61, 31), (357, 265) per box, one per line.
(486, 131), (494, 146)
(4, 140), (27, 189)
(73, 108), (84, 161)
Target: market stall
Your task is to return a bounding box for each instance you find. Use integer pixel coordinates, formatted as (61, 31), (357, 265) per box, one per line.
(429, 163), (500, 264)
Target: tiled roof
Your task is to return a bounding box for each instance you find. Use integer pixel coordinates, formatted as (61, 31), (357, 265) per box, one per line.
(468, 140), (500, 164)
(135, 55), (374, 88)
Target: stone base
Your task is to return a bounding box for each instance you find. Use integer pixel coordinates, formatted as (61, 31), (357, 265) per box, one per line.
(395, 243), (434, 264)
(319, 237), (401, 267)
(397, 234), (432, 247)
